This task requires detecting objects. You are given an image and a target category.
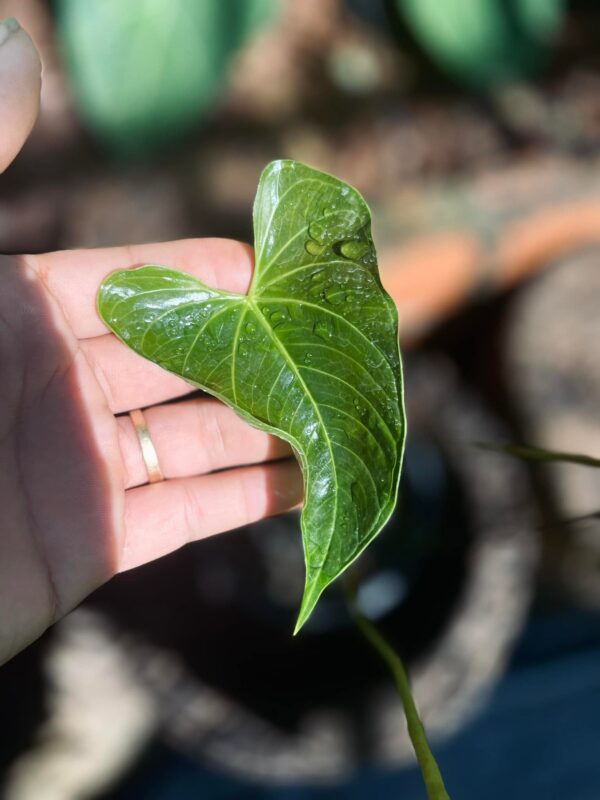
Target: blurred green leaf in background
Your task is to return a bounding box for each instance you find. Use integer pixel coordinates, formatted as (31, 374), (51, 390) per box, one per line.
(396, 0), (566, 88)
(57, 0), (276, 155)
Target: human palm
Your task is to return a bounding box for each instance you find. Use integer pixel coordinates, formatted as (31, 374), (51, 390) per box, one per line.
(0, 22), (301, 665)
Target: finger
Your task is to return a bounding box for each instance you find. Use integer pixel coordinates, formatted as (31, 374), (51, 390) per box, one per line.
(120, 460), (303, 571)
(81, 334), (194, 413)
(118, 396), (291, 489)
(0, 18), (41, 173)
(27, 238), (254, 339)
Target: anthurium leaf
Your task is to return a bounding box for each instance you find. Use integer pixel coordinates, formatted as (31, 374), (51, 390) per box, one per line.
(98, 160), (405, 631)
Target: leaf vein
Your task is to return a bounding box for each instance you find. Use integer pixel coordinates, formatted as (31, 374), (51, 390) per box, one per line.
(249, 298), (339, 551)
(179, 302), (241, 377)
(260, 297), (396, 387)
(299, 365), (397, 448)
(258, 259), (352, 291)
(256, 176), (329, 268)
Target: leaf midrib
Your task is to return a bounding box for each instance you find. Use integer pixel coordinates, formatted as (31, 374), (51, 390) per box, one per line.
(247, 296), (339, 560)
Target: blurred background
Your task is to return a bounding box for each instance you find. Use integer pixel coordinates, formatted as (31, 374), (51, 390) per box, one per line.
(2, 1), (600, 798)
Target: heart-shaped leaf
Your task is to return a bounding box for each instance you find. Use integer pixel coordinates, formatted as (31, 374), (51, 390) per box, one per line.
(98, 160), (405, 631)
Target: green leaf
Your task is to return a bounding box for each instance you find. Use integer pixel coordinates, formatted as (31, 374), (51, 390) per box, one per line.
(478, 442), (600, 469)
(98, 160), (405, 631)
(397, 0), (565, 87)
(56, 0), (276, 154)
(350, 605), (451, 800)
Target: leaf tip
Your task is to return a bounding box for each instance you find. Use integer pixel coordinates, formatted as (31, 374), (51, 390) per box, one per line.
(293, 578), (325, 635)
(293, 607), (311, 636)
(259, 157), (294, 185)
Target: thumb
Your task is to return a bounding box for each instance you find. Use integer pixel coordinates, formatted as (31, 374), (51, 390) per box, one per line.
(0, 17), (41, 173)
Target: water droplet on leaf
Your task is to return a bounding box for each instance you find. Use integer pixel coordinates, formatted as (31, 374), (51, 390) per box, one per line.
(305, 240), (326, 256)
(324, 286), (344, 306)
(338, 240), (369, 260)
(270, 310), (287, 328)
(308, 209), (360, 247)
(353, 398), (365, 415)
(313, 320), (332, 341)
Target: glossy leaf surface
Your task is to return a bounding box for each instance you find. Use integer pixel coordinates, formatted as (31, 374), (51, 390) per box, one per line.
(98, 160), (405, 630)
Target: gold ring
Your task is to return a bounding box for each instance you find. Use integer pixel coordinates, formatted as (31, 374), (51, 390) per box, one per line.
(129, 408), (164, 484)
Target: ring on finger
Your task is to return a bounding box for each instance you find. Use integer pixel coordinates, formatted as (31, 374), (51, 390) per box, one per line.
(129, 408), (164, 484)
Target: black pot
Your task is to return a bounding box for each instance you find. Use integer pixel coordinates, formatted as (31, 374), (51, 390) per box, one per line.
(1, 357), (538, 792)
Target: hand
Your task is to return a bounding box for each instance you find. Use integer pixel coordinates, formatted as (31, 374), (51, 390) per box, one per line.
(0, 20), (302, 665)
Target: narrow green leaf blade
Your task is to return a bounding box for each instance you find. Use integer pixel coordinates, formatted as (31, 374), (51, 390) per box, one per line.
(478, 442), (600, 469)
(98, 160), (405, 631)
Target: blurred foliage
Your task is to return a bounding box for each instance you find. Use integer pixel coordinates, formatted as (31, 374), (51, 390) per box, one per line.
(56, 0), (276, 155)
(481, 443), (600, 469)
(395, 0), (566, 88)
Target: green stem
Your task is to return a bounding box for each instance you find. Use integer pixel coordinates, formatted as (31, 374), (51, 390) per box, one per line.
(351, 606), (451, 800)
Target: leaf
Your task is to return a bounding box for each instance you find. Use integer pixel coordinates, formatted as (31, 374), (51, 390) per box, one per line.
(56, 0), (276, 154)
(98, 160), (405, 631)
(397, 0), (565, 87)
(478, 442), (600, 469)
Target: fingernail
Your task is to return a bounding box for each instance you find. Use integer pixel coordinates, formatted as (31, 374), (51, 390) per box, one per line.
(0, 17), (20, 48)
